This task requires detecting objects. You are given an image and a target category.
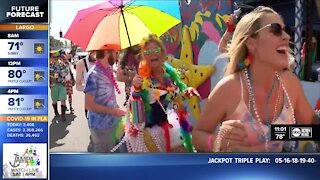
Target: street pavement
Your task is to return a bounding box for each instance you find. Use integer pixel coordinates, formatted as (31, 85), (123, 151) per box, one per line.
(49, 67), (126, 152)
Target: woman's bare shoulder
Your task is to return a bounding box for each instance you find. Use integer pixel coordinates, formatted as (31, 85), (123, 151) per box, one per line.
(280, 70), (301, 88)
(208, 73), (242, 101)
(205, 73), (242, 118)
(279, 70), (303, 103)
(214, 73), (241, 92)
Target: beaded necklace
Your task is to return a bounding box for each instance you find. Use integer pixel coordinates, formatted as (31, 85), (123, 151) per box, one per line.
(246, 73), (281, 142)
(247, 75), (280, 122)
(149, 73), (176, 114)
(138, 62), (194, 152)
(265, 77), (278, 124)
(275, 72), (297, 152)
(139, 62), (187, 123)
(95, 60), (121, 94)
(243, 68), (296, 152)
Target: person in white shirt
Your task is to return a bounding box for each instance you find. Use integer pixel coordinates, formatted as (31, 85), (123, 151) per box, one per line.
(75, 52), (96, 152)
(76, 52), (96, 117)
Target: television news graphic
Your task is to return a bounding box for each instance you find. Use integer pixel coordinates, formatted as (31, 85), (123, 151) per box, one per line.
(271, 124), (320, 141)
(0, 25), (49, 179)
(0, 2), (49, 177)
(3, 143), (47, 178)
(49, 153), (320, 179)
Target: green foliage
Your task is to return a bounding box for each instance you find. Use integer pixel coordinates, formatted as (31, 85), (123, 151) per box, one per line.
(49, 36), (64, 50)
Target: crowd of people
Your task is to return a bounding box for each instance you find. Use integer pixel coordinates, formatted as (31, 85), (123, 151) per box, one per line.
(50, 6), (320, 153)
(49, 50), (75, 121)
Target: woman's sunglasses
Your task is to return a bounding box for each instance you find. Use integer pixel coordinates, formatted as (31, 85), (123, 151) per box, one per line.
(143, 47), (161, 56)
(254, 23), (286, 36)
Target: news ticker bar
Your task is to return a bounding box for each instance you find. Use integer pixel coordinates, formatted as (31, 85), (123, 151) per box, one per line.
(271, 125), (320, 141)
(50, 154), (320, 179)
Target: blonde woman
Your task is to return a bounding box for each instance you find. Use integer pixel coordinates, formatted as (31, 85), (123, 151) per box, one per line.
(192, 7), (317, 152)
(127, 34), (199, 153)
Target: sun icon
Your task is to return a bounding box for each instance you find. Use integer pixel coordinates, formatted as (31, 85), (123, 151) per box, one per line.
(36, 45), (43, 53)
(35, 101), (41, 108)
(34, 43), (44, 54)
(34, 99), (45, 109)
(34, 71), (45, 81)
(35, 73), (41, 80)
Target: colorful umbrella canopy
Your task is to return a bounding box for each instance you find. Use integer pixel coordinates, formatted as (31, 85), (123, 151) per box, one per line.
(65, 0), (181, 51)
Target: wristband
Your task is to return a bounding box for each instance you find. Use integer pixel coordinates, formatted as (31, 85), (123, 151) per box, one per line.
(131, 91), (141, 99)
(226, 20), (236, 33)
(133, 85), (141, 91)
(207, 134), (214, 150)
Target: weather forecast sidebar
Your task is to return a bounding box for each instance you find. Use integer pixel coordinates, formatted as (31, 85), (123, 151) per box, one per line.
(0, 0), (49, 179)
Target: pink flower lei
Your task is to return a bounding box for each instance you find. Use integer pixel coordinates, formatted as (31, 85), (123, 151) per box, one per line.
(95, 60), (121, 94)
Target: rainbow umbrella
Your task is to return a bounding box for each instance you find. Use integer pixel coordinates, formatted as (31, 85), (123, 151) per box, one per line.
(65, 0), (181, 51)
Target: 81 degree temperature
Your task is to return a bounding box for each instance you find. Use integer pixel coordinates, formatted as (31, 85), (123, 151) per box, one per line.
(8, 98), (24, 106)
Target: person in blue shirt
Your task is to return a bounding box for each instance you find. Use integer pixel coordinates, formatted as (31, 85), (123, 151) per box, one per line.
(84, 45), (126, 153)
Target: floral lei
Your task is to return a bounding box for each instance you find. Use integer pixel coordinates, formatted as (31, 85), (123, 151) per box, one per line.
(96, 60), (121, 94)
(136, 62), (194, 152)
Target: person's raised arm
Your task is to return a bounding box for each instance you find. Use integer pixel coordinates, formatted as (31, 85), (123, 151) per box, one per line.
(218, 14), (237, 53)
(75, 60), (85, 91)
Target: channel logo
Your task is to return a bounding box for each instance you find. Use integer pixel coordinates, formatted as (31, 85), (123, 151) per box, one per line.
(3, 143), (47, 179)
(290, 127), (312, 139)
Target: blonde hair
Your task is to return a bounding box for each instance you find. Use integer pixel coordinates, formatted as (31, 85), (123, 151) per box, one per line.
(140, 34), (167, 63)
(225, 6), (278, 76)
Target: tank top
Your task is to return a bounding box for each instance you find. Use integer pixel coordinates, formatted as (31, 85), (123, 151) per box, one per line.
(225, 74), (296, 152)
(83, 56), (94, 84)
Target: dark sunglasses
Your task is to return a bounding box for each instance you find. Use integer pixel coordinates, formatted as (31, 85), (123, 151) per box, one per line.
(254, 23), (285, 36)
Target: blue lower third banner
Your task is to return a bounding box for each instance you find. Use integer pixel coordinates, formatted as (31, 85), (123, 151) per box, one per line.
(50, 153), (320, 179)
